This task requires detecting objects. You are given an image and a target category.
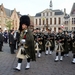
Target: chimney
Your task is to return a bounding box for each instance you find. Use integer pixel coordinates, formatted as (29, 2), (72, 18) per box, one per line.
(64, 8), (66, 15)
(14, 8), (16, 11)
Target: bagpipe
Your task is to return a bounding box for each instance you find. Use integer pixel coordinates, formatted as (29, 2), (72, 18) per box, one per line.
(55, 33), (64, 52)
(45, 40), (51, 47)
(55, 40), (64, 52)
(34, 33), (43, 51)
(16, 39), (30, 59)
(35, 42), (41, 51)
(45, 34), (51, 47)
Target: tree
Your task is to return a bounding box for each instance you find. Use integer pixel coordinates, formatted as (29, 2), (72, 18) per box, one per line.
(6, 20), (13, 30)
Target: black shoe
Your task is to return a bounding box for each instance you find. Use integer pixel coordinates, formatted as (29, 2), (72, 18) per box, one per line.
(60, 60), (63, 62)
(13, 68), (20, 71)
(25, 68), (30, 70)
(13, 52), (15, 54)
(45, 54), (48, 55)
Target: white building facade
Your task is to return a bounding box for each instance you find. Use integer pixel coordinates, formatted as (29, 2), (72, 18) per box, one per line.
(34, 1), (75, 32)
(34, 9), (68, 32)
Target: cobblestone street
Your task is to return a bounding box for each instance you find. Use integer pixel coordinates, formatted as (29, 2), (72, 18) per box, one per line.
(0, 43), (75, 75)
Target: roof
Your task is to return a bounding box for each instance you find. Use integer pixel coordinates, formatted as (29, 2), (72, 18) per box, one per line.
(4, 8), (21, 17)
(64, 14), (70, 19)
(35, 12), (41, 17)
(53, 9), (64, 15)
(17, 12), (22, 17)
(4, 8), (13, 17)
(35, 9), (64, 17)
(0, 4), (21, 18)
(70, 3), (75, 15)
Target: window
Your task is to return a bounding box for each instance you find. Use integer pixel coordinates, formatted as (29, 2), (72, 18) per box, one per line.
(50, 18), (52, 24)
(72, 27), (75, 30)
(47, 12), (48, 16)
(72, 18), (75, 24)
(74, 18), (75, 24)
(46, 18), (48, 25)
(39, 19), (41, 25)
(43, 19), (45, 25)
(54, 27), (56, 32)
(64, 21), (68, 25)
(54, 18), (56, 25)
(50, 12), (52, 16)
(72, 18), (74, 24)
(58, 17), (61, 24)
(72, 27), (73, 30)
(36, 19), (37, 25)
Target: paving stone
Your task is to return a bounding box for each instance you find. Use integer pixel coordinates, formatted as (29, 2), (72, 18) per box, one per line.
(0, 43), (75, 75)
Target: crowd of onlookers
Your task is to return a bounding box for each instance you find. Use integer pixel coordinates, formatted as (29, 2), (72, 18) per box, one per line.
(0, 28), (20, 54)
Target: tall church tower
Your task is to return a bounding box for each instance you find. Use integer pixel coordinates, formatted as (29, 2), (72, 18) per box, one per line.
(49, 0), (53, 10)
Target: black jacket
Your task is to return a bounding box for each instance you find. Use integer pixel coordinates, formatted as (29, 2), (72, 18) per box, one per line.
(9, 34), (15, 45)
(0, 32), (4, 44)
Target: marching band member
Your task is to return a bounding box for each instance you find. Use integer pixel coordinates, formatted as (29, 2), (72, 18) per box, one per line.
(44, 29), (51, 55)
(72, 31), (75, 64)
(14, 15), (36, 71)
(34, 28), (43, 58)
(64, 31), (71, 57)
(49, 30), (55, 55)
(54, 28), (64, 62)
(45, 28), (55, 55)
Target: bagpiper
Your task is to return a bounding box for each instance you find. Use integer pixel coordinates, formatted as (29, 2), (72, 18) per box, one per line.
(54, 28), (65, 62)
(64, 31), (71, 57)
(34, 28), (44, 58)
(71, 31), (75, 64)
(14, 15), (36, 71)
(44, 29), (52, 55)
(49, 31), (55, 55)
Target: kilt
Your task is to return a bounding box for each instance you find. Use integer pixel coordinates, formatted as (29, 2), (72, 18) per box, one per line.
(16, 46), (28, 59)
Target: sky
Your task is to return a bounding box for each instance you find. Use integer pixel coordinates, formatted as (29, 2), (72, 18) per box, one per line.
(0, 0), (75, 16)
